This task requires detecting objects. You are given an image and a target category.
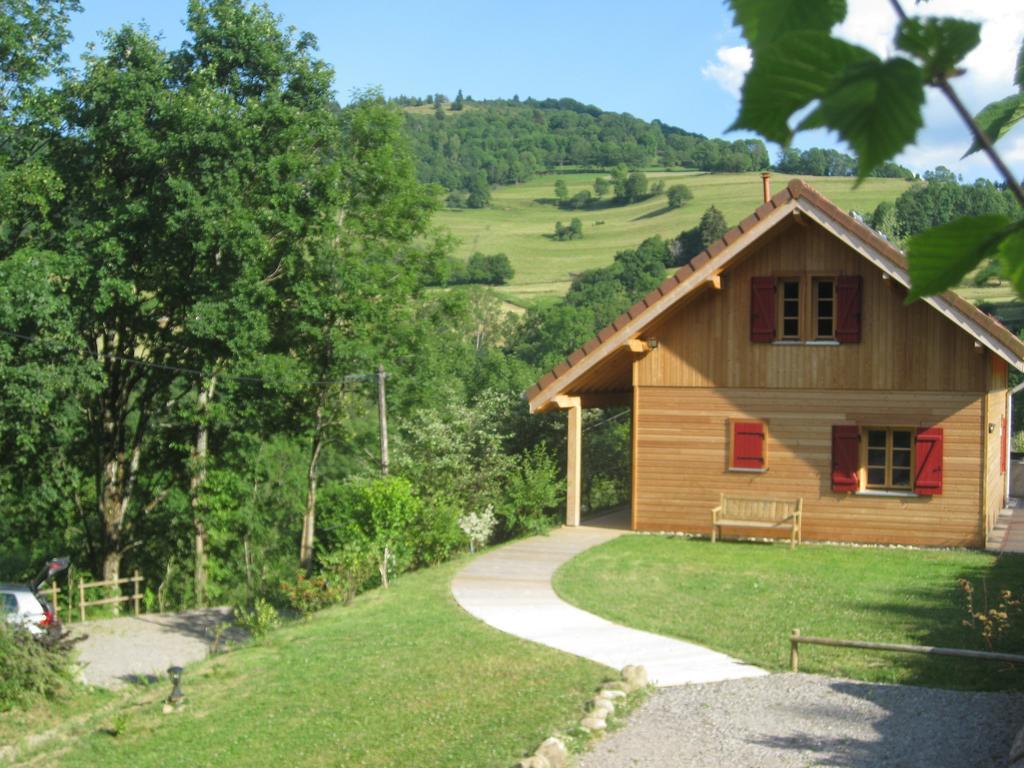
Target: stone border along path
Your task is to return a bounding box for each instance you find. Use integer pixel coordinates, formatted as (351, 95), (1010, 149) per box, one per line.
(451, 524), (766, 686)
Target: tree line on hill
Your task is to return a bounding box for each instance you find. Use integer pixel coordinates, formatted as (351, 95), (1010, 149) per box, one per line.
(395, 95), (914, 206)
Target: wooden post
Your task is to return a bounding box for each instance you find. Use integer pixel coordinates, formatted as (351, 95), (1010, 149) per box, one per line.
(48, 583), (59, 621)
(791, 629), (800, 672)
(557, 396), (583, 527)
(78, 578), (85, 623)
(133, 570), (141, 616)
(378, 365), (389, 476)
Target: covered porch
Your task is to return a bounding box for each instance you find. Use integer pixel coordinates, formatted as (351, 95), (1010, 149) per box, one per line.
(544, 340), (651, 530)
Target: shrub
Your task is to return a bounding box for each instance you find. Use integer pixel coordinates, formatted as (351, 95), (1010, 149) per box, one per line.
(459, 504), (498, 553)
(960, 579), (1023, 651)
(553, 218), (583, 241)
(666, 184), (693, 209)
(280, 571), (340, 619)
(234, 598), (280, 639)
(501, 446), (561, 537)
(319, 544), (377, 605)
(0, 624), (76, 711)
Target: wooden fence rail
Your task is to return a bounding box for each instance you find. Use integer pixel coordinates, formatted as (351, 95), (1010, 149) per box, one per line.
(78, 572), (143, 622)
(789, 628), (1024, 673)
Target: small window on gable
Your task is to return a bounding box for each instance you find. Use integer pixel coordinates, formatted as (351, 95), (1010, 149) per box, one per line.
(778, 280), (801, 340)
(730, 420), (766, 472)
(813, 278), (835, 339)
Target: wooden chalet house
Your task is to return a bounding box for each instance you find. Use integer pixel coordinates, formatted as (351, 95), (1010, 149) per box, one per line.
(526, 177), (1024, 548)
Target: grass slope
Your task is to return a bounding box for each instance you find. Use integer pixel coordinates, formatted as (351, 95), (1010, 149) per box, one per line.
(554, 536), (1024, 691)
(437, 171), (913, 306)
(4, 557), (607, 767)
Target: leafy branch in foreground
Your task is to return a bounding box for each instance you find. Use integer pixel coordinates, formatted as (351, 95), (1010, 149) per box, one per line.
(729, 0), (1024, 300)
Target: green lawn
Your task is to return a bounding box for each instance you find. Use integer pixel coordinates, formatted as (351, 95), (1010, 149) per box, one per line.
(554, 535), (1024, 691)
(3, 557), (608, 767)
(437, 171), (913, 304)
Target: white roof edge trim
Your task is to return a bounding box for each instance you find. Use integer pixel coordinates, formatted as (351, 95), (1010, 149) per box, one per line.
(798, 199), (1024, 373)
(528, 199), (801, 413)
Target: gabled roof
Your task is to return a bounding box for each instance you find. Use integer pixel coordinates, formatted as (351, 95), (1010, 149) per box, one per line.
(526, 178), (1024, 414)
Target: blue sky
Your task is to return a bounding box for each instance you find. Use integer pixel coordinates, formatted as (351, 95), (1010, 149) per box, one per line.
(66, 0), (1023, 181)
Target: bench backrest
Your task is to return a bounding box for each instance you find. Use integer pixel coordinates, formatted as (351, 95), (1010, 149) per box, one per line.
(720, 495), (801, 522)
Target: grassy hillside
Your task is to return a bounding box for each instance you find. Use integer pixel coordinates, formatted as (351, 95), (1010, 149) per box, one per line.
(437, 171), (914, 307)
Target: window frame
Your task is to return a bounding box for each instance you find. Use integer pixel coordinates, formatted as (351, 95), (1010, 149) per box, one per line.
(776, 278), (802, 341)
(860, 427), (915, 491)
(811, 277), (836, 340)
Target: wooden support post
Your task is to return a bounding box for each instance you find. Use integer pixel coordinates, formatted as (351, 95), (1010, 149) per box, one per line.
(79, 578), (85, 623)
(791, 629), (800, 672)
(556, 395), (583, 527)
(133, 570), (141, 616)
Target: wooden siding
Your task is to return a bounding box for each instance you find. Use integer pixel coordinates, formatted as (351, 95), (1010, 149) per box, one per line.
(634, 387), (985, 547)
(984, 357), (1009, 537)
(637, 221), (987, 392)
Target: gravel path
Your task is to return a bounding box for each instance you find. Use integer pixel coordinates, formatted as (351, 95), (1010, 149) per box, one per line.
(70, 608), (245, 689)
(580, 674), (1024, 768)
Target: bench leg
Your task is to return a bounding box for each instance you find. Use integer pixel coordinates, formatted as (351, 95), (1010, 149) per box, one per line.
(711, 524), (717, 543)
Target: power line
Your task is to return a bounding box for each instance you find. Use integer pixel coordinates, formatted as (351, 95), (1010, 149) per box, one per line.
(0, 328), (383, 388)
(582, 408), (630, 433)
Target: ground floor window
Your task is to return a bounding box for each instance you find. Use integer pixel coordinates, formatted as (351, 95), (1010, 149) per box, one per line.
(864, 428), (913, 490)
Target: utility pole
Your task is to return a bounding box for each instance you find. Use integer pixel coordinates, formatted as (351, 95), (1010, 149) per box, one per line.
(377, 364), (389, 476)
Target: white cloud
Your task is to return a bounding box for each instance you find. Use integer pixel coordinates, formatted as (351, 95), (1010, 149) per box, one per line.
(707, 0), (1024, 179)
(700, 46), (751, 98)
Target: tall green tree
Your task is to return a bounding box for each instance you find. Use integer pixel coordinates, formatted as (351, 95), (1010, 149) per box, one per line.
(41, 0), (346, 587)
(282, 91), (442, 571)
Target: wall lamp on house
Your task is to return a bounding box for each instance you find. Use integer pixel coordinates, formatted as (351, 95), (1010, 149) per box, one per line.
(646, 338), (659, 349)
(989, 422), (996, 434)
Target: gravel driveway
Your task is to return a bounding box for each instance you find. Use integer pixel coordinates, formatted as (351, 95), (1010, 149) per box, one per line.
(580, 674), (1024, 768)
(70, 608), (244, 689)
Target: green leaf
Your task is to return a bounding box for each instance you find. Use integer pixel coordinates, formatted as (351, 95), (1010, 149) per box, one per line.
(798, 57), (924, 177)
(895, 17), (980, 82)
(997, 225), (1024, 297)
(731, 32), (876, 145)
(906, 215), (1012, 300)
(963, 93), (1024, 157)
(729, 0), (846, 51)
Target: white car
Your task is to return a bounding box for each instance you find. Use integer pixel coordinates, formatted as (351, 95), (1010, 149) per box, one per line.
(1, 583), (55, 636)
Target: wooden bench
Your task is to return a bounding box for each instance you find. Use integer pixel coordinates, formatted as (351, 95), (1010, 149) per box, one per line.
(711, 494), (803, 549)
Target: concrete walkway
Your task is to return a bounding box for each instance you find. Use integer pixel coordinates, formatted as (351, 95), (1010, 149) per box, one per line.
(451, 522), (766, 687)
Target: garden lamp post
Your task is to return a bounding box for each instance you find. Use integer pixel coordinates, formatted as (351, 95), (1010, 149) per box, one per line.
(165, 666), (184, 712)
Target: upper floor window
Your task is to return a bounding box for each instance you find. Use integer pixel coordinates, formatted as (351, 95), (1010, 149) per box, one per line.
(813, 278), (835, 339)
(751, 275), (861, 343)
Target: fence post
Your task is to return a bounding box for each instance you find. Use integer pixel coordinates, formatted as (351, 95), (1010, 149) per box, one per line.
(790, 629), (800, 673)
(78, 578), (86, 623)
(133, 570), (141, 616)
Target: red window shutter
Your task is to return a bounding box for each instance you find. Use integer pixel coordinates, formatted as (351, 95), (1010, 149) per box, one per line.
(732, 421), (765, 469)
(835, 275), (862, 343)
(750, 277), (775, 342)
(914, 428), (943, 495)
(831, 425), (860, 492)
(1001, 416), (1008, 475)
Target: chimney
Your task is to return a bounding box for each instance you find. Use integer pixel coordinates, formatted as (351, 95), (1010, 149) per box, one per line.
(761, 172), (772, 203)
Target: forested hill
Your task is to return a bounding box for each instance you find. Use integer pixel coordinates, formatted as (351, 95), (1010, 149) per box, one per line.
(395, 94), (913, 204)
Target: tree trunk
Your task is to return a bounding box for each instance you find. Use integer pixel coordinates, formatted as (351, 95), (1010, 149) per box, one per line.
(300, 398), (325, 572)
(190, 375), (217, 608)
